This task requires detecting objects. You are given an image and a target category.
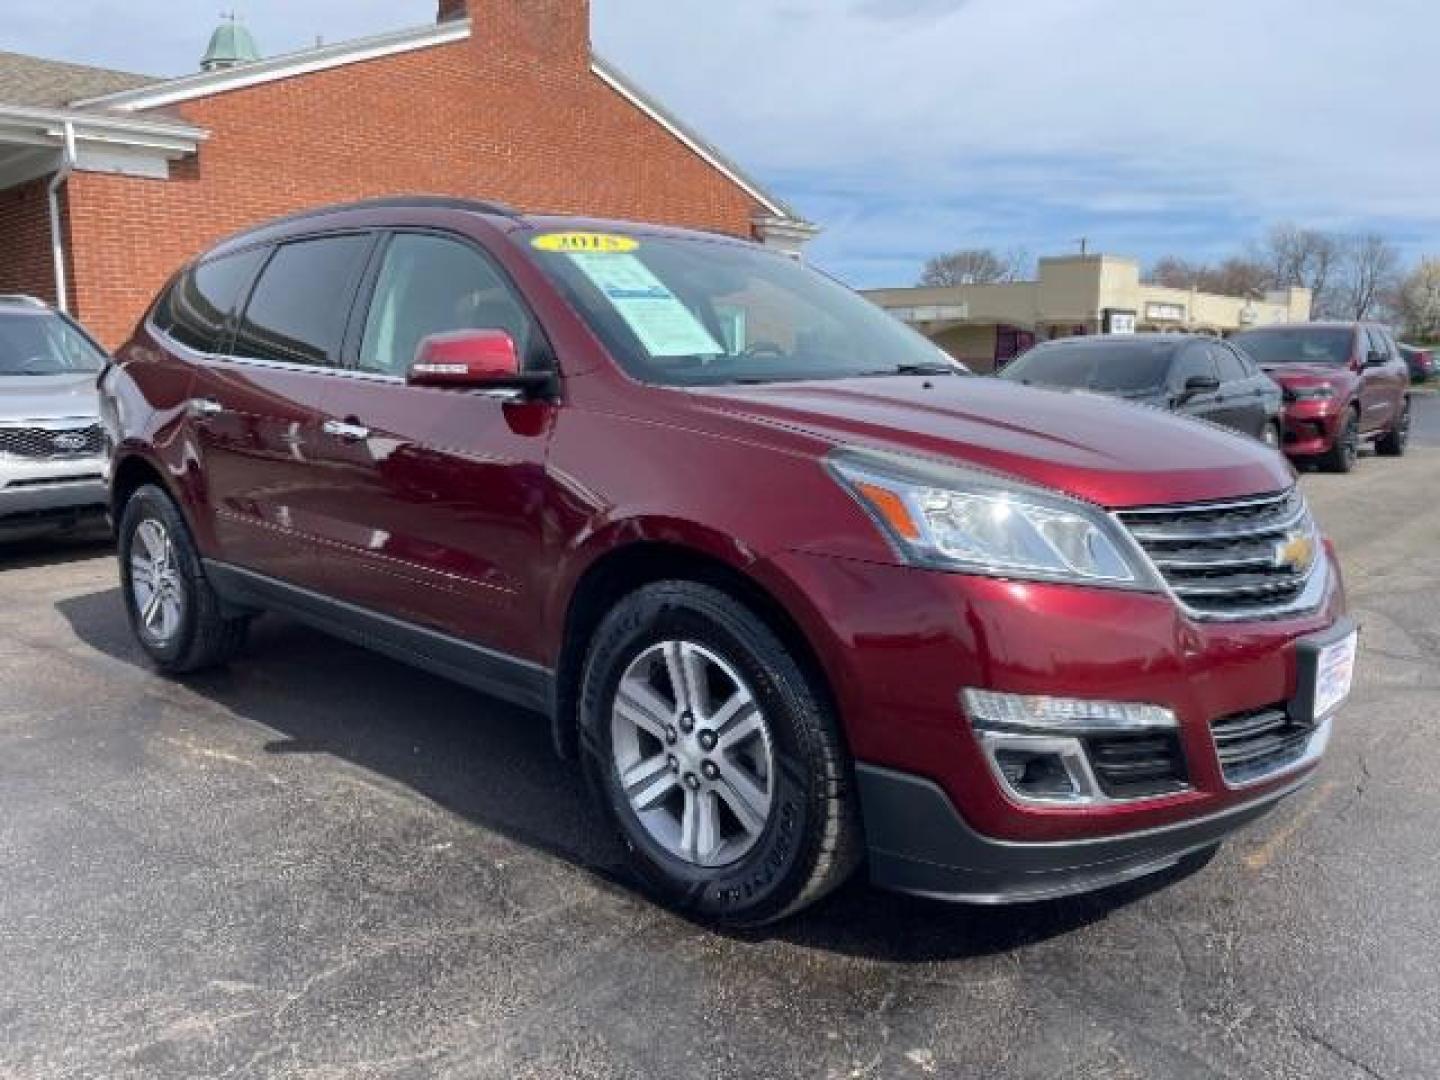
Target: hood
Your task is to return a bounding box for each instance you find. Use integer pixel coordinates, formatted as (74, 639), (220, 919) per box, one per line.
(0, 374), (101, 423)
(690, 377), (1292, 509)
(1259, 363), (1351, 388)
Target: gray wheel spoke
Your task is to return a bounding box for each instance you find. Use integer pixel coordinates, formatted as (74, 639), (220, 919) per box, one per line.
(624, 753), (678, 811)
(615, 679), (673, 741)
(716, 705), (763, 751)
(664, 642), (710, 719)
(680, 790), (722, 865)
(141, 589), (164, 631)
(716, 768), (770, 837)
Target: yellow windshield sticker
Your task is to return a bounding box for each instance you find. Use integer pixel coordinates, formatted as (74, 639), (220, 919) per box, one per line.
(532, 232), (639, 254)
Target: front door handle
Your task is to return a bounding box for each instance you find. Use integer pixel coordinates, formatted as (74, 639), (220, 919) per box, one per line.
(189, 397), (225, 418)
(322, 419), (371, 442)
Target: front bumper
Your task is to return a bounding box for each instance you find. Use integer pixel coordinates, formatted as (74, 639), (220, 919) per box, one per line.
(0, 455), (107, 526)
(1280, 400), (1344, 456)
(857, 758), (1313, 902)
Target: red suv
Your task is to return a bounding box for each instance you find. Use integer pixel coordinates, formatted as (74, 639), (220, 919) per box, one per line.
(101, 198), (1355, 924)
(1230, 322), (1411, 472)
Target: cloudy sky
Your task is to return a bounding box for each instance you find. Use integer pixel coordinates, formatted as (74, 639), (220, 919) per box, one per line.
(5, 0), (1435, 286)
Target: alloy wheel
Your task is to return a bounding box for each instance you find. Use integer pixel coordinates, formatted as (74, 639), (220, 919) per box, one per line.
(130, 519), (185, 644)
(610, 640), (776, 868)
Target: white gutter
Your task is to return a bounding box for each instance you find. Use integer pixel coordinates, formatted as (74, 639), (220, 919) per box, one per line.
(47, 120), (77, 313)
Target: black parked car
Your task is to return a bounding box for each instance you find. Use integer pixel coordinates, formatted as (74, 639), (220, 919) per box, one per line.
(998, 334), (1284, 446)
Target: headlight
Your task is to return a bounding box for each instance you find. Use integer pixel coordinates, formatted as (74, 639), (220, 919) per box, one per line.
(828, 448), (1156, 588)
(1286, 386), (1334, 402)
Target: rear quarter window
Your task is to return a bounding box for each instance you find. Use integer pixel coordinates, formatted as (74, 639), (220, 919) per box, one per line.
(157, 248), (267, 354)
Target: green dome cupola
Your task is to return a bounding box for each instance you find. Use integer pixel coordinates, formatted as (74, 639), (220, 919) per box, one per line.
(201, 13), (262, 72)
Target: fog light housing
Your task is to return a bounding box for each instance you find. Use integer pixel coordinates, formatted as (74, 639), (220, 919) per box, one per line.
(963, 690), (1181, 806)
(995, 747), (1080, 799)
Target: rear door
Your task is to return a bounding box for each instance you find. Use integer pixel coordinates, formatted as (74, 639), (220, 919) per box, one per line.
(308, 230), (558, 661)
(1353, 325), (1399, 434)
(190, 233), (376, 593)
(1212, 341), (1267, 437)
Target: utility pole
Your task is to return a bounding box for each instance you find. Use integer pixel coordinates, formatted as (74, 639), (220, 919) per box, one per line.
(1075, 237), (1089, 256)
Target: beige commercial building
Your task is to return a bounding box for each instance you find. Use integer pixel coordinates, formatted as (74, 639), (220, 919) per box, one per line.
(864, 254), (1313, 372)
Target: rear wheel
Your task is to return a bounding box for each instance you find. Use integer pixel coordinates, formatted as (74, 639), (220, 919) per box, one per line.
(577, 581), (861, 925)
(1318, 409), (1359, 473)
(1376, 398), (1410, 457)
(118, 485), (249, 674)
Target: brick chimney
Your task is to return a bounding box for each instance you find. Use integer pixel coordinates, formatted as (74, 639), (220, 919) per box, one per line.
(463, 0), (591, 69)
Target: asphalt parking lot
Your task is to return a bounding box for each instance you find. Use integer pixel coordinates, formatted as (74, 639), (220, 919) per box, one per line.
(2, 397), (1438, 1080)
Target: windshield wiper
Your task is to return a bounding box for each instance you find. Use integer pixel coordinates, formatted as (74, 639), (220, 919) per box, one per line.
(852, 362), (962, 378)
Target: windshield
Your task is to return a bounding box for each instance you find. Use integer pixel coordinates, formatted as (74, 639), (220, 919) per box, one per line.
(0, 311), (106, 376)
(999, 341), (1174, 392)
(1230, 327), (1354, 366)
(523, 230), (964, 386)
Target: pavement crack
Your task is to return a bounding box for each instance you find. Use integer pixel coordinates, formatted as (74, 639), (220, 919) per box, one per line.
(1289, 1020), (1392, 1080)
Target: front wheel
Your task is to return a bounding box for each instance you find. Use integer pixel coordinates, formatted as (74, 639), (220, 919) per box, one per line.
(578, 581), (861, 925)
(1318, 410), (1359, 473)
(1375, 399), (1410, 457)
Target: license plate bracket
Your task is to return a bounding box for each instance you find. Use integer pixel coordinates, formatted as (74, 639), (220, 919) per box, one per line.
(1290, 617), (1358, 726)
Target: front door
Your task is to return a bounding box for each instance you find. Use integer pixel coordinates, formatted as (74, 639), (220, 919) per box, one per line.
(311, 231), (558, 662)
(192, 233), (376, 594)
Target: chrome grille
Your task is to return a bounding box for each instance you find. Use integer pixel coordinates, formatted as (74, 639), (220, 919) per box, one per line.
(0, 424), (103, 460)
(1116, 489), (1319, 620)
(1210, 706), (1313, 785)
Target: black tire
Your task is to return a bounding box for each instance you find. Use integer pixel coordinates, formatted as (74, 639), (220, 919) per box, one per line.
(117, 484), (249, 675)
(1375, 398), (1410, 457)
(577, 581), (861, 926)
(1318, 408), (1359, 473)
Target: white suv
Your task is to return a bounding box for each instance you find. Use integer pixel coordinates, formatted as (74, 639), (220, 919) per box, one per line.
(0, 296), (109, 537)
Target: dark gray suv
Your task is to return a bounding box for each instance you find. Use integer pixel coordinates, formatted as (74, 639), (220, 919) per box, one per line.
(999, 333), (1284, 447)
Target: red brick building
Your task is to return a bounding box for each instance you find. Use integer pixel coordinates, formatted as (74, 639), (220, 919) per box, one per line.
(0, 0), (815, 347)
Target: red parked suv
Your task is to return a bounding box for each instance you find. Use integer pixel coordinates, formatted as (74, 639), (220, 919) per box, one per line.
(1230, 322), (1411, 472)
(101, 198), (1355, 924)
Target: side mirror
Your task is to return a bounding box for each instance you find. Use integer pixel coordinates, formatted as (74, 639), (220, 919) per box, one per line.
(1178, 373), (1220, 399)
(407, 329), (551, 398)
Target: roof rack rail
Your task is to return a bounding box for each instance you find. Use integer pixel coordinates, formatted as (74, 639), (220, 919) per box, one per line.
(264, 195), (522, 230)
(0, 294), (49, 308)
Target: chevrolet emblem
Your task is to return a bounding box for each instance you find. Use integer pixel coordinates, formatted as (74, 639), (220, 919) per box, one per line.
(1273, 531), (1316, 574)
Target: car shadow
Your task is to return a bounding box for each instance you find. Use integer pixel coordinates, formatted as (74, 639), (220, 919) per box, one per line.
(1, 524), (112, 571)
(55, 587), (1198, 962)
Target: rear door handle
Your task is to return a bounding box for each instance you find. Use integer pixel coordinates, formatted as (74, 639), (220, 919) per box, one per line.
(322, 419), (371, 442)
(190, 398), (224, 418)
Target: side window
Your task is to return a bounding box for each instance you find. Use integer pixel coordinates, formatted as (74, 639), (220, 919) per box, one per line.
(234, 235), (373, 368)
(1171, 344), (1217, 388)
(358, 233), (544, 377)
(160, 249), (266, 354)
(1229, 343), (1259, 377)
(1212, 344), (1246, 384)
(1364, 328), (1384, 362)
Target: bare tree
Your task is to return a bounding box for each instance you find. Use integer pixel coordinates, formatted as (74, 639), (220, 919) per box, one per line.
(1336, 233), (1402, 321)
(1145, 255), (1270, 298)
(1146, 256), (1206, 289)
(1395, 258), (1440, 341)
(919, 248), (1026, 287)
(1208, 256), (1271, 299)
(1257, 224), (1341, 316)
